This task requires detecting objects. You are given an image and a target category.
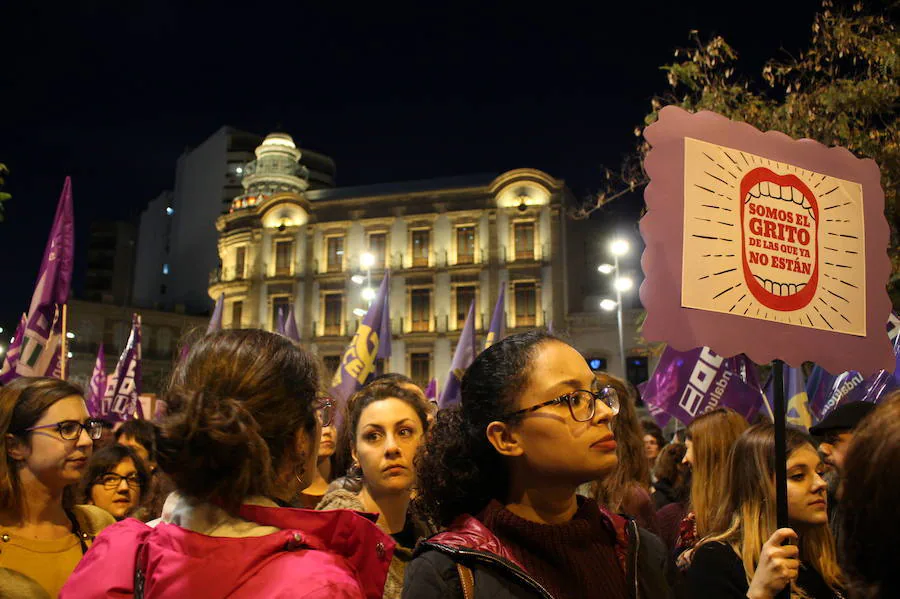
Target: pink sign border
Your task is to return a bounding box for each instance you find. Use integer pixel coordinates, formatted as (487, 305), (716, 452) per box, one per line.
(640, 106), (893, 375)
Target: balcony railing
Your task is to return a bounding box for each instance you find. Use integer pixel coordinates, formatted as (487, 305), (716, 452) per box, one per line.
(209, 266), (249, 284)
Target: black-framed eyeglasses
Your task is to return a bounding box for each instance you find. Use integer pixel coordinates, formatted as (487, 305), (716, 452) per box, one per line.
(23, 419), (104, 441)
(315, 398), (335, 428)
(95, 473), (142, 491)
(502, 387), (620, 422)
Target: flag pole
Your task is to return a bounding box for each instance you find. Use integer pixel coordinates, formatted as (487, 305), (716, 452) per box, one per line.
(773, 359), (790, 599)
(60, 304), (68, 380)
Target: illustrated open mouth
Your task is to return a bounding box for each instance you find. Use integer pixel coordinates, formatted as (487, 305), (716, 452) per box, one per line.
(740, 167), (819, 311)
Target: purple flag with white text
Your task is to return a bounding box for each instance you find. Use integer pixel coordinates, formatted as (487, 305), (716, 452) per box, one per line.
(329, 274), (391, 405)
(439, 301), (477, 410)
(0, 178), (74, 382)
(484, 289), (506, 350)
(640, 345), (763, 426)
(424, 378), (437, 401)
(86, 344), (107, 418)
(102, 314), (143, 422)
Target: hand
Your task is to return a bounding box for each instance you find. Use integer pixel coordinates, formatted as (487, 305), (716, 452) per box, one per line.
(747, 528), (800, 599)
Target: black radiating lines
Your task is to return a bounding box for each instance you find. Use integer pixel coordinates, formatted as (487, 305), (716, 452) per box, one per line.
(704, 171), (732, 187)
(693, 235), (735, 242)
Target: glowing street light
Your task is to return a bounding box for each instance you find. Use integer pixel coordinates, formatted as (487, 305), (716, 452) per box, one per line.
(614, 277), (634, 292)
(351, 274), (366, 285)
(600, 299), (618, 311)
(353, 308), (367, 317)
(597, 263), (614, 275)
(610, 239), (630, 257)
(66, 331), (76, 339)
(360, 252), (376, 270)
(361, 287), (376, 302)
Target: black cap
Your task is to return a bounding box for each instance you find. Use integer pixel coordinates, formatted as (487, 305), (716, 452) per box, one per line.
(809, 401), (876, 436)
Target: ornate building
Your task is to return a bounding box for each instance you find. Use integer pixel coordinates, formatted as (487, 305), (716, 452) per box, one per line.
(209, 132), (573, 388)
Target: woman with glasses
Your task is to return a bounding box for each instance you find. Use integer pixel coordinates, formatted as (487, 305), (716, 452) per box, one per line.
(62, 330), (393, 599)
(0, 377), (115, 598)
(317, 379), (433, 599)
(404, 330), (673, 599)
(294, 394), (338, 508)
(78, 445), (150, 521)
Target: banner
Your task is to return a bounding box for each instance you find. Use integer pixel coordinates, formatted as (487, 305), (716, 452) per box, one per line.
(86, 344), (107, 418)
(764, 364), (813, 431)
(424, 378), (437, 401)
(640, 345), (763, 425)
(284, 305), (301, 342)
(0, 178), (74, 382)
(102, 314), (143, 422)
(207, 293), (224, 333)
(329, 274), (390, 405)
(439, 301), (477, 409)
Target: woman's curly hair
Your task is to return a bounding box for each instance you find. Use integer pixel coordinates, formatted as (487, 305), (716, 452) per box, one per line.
(413, 329), (558, 527)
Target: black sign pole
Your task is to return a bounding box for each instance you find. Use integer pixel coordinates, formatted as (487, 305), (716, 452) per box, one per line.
(773, 359), (790, 599)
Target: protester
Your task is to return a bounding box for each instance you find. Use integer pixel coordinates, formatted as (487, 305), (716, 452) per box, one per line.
(113, 418), (173, 521)
(318, 379), (432, 599)
(61, 329), (393, 598)
(675, 407), (749, 568)
(642, 419), (666, 471)
(838, 392), (900, 599)
(587, 374), (659, 534)
(809, 401), (875, 547)
(652, 441), (687, 510)
(686, 424), (845, 598)
(405, 330), (673, 599)
(78, 444), (150, 521)
(0, 377), (115, 598)
(295, 394), (338, 508)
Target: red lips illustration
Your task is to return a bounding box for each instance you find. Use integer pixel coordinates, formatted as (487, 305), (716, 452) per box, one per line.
(740, 167), (819, 312)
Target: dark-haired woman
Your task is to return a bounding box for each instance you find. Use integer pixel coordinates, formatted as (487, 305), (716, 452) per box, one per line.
(61, 330), (394, 598)
(79, 444), (150, 521)
(404, 330), (673, 599)
(686, 424), (845, 598)
(295, 395), (339, 508)
(0, 377), (115, 598)
(318, 379), (433, 599)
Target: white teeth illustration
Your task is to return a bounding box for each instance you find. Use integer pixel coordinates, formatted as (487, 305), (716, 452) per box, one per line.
(782, 186), (792, 201)
(760, 182), (770, 197)
(753, 277), (806, 297)
(750, 183), (761, 198)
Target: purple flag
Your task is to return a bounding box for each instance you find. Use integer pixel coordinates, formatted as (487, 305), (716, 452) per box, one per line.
(276, 307), (286, 335)
(86, 344), (107, 418)
(102, 314), (143, 422)
(439, 301), (477, 410)
(207, 293), (224, 333)
(763, 364), (814, 430)
(284, 305), (301, 342)
(424, 378), (437, 401)
(483, 289), (506, 350)
(641, 345), (763, 426)
(329, 274), (391, 406)
(0, 178), (74, 382)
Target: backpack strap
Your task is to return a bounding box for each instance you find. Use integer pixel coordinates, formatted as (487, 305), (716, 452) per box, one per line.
(456, 563), (475, 599)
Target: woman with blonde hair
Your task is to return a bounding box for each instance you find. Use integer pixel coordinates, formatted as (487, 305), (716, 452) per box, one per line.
(675, 407), (749, 565)
(687, 424), (844, 598)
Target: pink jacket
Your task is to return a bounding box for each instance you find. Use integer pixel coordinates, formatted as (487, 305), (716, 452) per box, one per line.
(60, 503), (395, 599)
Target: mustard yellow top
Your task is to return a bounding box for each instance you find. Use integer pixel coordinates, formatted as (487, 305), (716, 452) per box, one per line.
(0, 505), (115, 598)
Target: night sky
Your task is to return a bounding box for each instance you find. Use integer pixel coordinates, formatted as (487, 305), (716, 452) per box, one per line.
(0, 1), (824, 335)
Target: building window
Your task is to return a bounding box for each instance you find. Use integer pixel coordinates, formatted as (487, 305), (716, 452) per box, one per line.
(411, 229), (430, 267)
(275, 240), (293, 276)
(514, 222), (536, 260)
(514, 282), (537, 327)
(410, 353), (431, 389)
(456, 226), (475, 265)
(326, 236), (344, 273)
(232, 301), (243, 328)
(368, 232), (387, 269)
(324, 293), (343, 335)
(410, 288), (431, 332)
(162, 263), (169, 275)
(272, 297), (291, 331)
(323, 355), (342, 381)
(455, 285), (476, 329)
(626, 356), (649, 389)
(235, 247), (246, 279)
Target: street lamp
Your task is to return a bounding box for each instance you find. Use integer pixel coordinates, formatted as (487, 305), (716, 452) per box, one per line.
(598, 238), (632, 377)
(361, 287), (376, 302)
(359, 251), (376, 307)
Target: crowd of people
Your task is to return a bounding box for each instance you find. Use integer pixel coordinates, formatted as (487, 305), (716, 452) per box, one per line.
(0, 328), (897, 598)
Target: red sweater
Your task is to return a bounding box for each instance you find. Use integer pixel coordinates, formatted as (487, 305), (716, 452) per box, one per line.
(479, 499), (628, 599)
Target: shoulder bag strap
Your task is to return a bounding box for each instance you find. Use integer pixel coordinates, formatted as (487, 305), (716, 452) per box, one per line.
(456, 563), (475, 599)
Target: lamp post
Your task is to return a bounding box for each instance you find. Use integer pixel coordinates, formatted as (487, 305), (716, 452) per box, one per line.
(598, 239), (632, 377)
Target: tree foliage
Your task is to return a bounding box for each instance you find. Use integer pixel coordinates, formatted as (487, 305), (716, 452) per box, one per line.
(0, 163), (9, 222)
(580, 1), (899, 289)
